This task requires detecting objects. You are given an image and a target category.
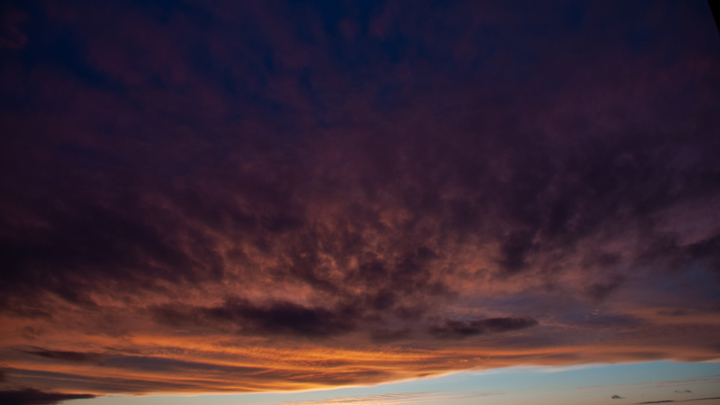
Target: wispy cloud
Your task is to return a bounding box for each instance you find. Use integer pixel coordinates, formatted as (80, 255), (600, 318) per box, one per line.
(636, 397), (720, 404)
(273, 391), (499, 405)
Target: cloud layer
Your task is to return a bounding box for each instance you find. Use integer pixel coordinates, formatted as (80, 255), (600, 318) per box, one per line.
(0, 389), (95, 405)
(1, 0), (719, 397)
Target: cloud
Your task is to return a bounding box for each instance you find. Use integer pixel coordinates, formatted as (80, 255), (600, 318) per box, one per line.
(152, 297), (359, 338)
(612, 395), (625, 399)
(635, 397), (720, 404)
(0, 0), (719, 397)
(430, 317), (539, 339)
(0, 3), (28, 50)
(585, 275), (626, 303)
(0, 389), (96, 405)
(19, 348), (104, 364)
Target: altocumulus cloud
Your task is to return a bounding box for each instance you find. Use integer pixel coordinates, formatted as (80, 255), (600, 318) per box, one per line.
(0, 0), (719, 397)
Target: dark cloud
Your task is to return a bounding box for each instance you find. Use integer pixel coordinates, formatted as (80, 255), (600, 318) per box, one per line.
(0, 0), (716, 311)
(686, 234), (720, 273)
(102, 355), (268, 375)
(612, 395), (625, 399)
(585, 275), (626, 303)
(19, 348), (104, 364)
(14, 348), (272, 378)
(496, 231), (537, 276)
(0, 389), (96, 405)
(3, 366), (253, 394)
(430, 317), (539, 339)
(153, 297), (359, 338)
(658, 310), (689, 317)
(636, 398), (720, 404)
(206, 298), (359, 337)
(0, 201), (205, 307)
(0, 2), (28, 50)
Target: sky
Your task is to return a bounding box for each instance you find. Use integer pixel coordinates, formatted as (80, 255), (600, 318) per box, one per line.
(1, 0), (719, 404)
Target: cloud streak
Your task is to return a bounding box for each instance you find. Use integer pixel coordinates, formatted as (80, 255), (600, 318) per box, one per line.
(0, 389), (96, 405)
(430, 317), (539, 339)
(636, 398), (720, 404)
(273, 391), (497, 405)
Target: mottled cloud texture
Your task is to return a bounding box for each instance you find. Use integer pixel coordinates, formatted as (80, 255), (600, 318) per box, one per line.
(1, 0), (719, 398)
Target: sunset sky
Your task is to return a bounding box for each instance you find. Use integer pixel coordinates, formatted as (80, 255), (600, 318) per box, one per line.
(1, 1), (720, 404)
